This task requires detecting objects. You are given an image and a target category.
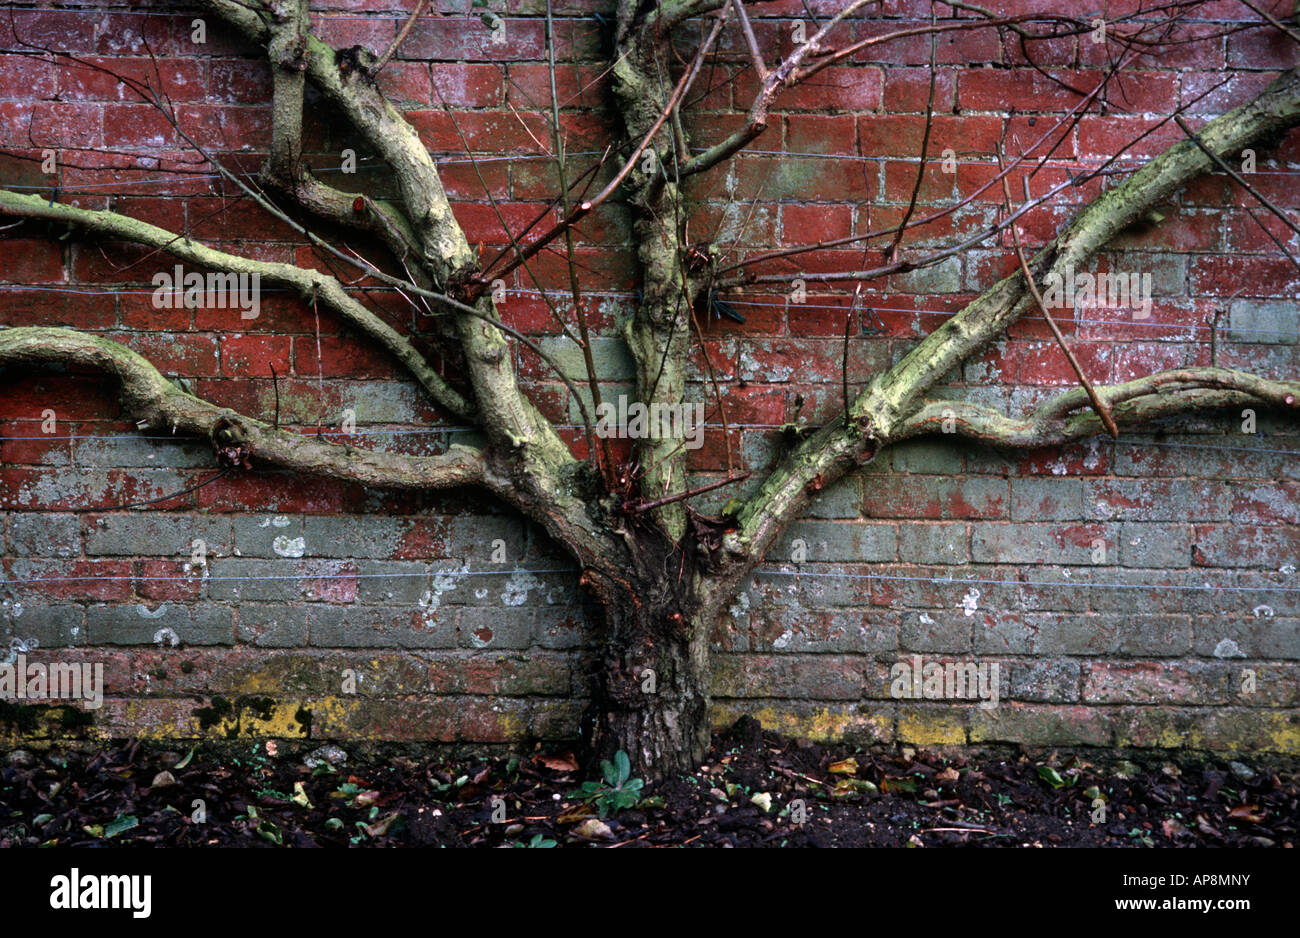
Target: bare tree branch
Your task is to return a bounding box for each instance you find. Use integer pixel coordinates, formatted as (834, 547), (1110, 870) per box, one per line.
(0, 327), (485, 490)
(0, 188), (475, 421)
(893, 368), (1300, 447)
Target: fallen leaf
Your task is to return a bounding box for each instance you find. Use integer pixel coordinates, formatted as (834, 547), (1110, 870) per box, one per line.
(556, 803), (595, 824)
(881, 776), (917, 794)
(104, 815), (138, 839)
(828, 757), (859, 775)
(292, 781), (313, 809)
(831, 778), (878, 798)
(1195, 814), (1222, 838)
(573, 818), (614, 841)
(935, 767), (960, 785)
(174, 744), (198, 770)
(364, 812), (401, 838)
(1037, 766), (1067, 789)
(750, 792), (772, 813)
(535, 753), (579, 773)
(1228, 804), (1265, 823)
(151, 770), (177, 789)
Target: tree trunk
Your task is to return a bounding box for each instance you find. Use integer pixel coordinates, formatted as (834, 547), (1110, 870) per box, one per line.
(581, 569), (713, 781)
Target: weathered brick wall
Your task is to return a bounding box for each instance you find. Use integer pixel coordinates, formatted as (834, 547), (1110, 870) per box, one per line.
(2, 0), (1298, 752)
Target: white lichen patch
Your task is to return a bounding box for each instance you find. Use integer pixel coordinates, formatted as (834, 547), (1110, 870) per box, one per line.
(959, 588), (980, 617)
(418, 561), (470, 623)
(501, 570), (543, 607)
(3, 637), (35, 666)
(273, 535), (306, 558)
(136, 604), (168, 619)
(1213, 638), (1245, 658)
(153, 628), (180, 647)
(1082, 438), (1104, 471)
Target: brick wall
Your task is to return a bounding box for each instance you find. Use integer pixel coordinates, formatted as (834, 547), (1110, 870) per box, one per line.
(2, 0), (1298, 752)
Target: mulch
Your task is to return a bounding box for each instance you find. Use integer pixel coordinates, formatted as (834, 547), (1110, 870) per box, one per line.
(2, 718), (1295, 847)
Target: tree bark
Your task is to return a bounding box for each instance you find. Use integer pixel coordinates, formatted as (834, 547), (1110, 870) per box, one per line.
(579, 531), (713, 778)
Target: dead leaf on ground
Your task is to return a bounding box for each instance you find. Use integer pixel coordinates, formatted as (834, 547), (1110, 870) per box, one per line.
(535, 753), (579, 773)
(1228, 804), (1266, 823)
(556, 803), (595, 824)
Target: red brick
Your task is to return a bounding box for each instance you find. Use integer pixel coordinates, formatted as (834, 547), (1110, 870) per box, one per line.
(0, 54), (56, 99)
(5, 559), (132, 602)
(1007, 340), (1115, 386)
(505, 64), (600, 110)
(94, 12), (177, 56)
(221, 335), (292, 377)
(59, 56), (205, 103)
(113, 332), (221, 377)
(0, 240), (64, 283)
(0, 11), (96, 54)
(860, 114), (1002, 158)
(137, 559), (205, 602)
(313, 14), (394, 53)
(778, 66), (883, 111)
(1223, 209), (1300, 255)
(882, 160), (955, 203)
(294, 335), (398, 379)
(782, 204), (853, 244)
(0, 421), (73, 465)
(1112, 341), (1208, 383)
(208, 58), (272, 105)
(401, 18), (546, 62)
(785, 114), (857, 155)
(102, 103), (176, 149)
(882, 67), (956, 113)
(196, 470), (368, 513)
(376, 61), (433, 105)
(2, 102), (102, 149)
(1191, 255), (1300, 297)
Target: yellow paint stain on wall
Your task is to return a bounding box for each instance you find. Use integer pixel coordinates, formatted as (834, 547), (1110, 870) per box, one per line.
(896, 711), (967, 745)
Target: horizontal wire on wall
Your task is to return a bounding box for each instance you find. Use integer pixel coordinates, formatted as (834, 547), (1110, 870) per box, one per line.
(0, 283), (1291, 338)
(1, 566), (1297, 595)
(6, 150), (1298, 195)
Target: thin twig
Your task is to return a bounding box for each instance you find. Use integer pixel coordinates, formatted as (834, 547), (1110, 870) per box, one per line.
(1173, 113), (1300, 239)
(371, 0), (429, 75)
(997, 147), (1119, 438)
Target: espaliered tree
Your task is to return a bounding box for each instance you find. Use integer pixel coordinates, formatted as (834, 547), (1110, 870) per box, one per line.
(3, 0), (1300, 778)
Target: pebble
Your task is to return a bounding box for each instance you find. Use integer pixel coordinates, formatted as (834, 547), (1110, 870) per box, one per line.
(1229, 761), (1257, 782)
(5, 750), (36, 769)
(574, 818), (614, 841)
(303, 744), (348, 769)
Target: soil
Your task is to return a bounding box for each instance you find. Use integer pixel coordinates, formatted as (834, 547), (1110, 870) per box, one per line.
(2, 718), (1295, 848)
